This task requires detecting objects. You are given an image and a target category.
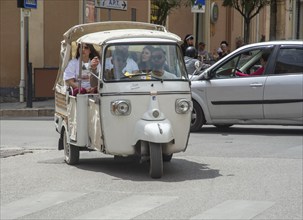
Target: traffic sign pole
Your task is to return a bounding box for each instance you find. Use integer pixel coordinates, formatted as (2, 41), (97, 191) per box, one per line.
(17, 0), (37, 105)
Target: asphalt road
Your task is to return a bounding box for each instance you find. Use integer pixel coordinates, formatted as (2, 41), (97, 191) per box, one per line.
(0, 119), (302, 219)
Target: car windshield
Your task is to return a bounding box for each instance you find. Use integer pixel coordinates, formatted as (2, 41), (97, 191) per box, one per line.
(103, 43), (187, 81)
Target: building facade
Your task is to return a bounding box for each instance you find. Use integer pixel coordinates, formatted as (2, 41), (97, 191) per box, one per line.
(0, 0), (301, 100)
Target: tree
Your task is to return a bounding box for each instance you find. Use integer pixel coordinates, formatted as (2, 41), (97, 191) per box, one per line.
(222, 0), (272, 44)
(151, 0), (192, 26)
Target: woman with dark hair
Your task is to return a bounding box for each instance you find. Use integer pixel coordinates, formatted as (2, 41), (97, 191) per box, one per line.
(181, 34), (194, 56)
(217, 41), (229, 60)
(63, 43), (100, 95)
(138, 45), (154, 73)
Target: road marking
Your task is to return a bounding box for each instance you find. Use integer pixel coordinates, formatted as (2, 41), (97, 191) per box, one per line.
(75, 195), (178, 219)
(191, 200), (274, 219)
(1, 191), (86, 220)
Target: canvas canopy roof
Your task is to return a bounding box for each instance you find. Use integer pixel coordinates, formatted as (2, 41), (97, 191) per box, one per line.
(77, 29), (182, 45)
(63, 21), (170, 44)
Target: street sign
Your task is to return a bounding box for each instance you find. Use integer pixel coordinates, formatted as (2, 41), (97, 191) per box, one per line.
(95, 0), (127, 11)
(191, 0), (205, 13)
(17, 0), (37, 9)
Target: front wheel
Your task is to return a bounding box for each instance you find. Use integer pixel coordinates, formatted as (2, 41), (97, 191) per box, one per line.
(149, 142), (163, 179)
(162, 154), (173, 162)
(191, 101), (205, 132)
(63, 130), (79, 165)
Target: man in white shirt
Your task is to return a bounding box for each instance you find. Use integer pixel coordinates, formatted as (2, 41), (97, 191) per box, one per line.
(150, 47), (177, 79)
(105, 45), (139, 79)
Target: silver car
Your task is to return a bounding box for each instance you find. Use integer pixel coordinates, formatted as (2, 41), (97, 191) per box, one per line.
(190, 41), (303, 131)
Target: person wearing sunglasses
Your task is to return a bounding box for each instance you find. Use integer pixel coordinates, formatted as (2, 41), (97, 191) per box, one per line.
(150, 47), (177, 79)
(105, 45), (139, 79)
(63, 43), (100, 95)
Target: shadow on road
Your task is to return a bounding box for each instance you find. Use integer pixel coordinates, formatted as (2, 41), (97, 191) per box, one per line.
(193, 125), (303, 136)
(72, 156), (221, 182)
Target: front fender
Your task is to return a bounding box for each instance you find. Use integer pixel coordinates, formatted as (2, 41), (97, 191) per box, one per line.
(191, 92), (211, 123)
(133, 119), (174, 144)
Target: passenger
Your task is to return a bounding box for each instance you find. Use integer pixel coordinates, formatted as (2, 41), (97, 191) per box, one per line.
(108, 50), (128, 79)
(236, 51), (270, 77)
(150, 47), (177, 79)
(63, 43), (100, 95)
(138, 45), (154, 73)
(105, 45), (139, 79)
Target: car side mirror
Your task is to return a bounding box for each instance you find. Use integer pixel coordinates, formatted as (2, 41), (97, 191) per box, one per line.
(201, 70), (211, 80)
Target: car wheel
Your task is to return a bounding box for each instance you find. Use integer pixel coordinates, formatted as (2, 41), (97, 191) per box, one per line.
(191, 101), (205, 132)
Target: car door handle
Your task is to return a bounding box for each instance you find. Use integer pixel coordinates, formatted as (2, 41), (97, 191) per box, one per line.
(250, 83), (263, 87)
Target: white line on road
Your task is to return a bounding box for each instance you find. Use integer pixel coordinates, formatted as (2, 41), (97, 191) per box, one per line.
(1, 191), (86, 220)
(191, 200), (275, 219)
(75, 195), (178, 219)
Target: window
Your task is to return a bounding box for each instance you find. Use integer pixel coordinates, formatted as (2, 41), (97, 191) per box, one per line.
(213, 47), (273, 78)
(213, 49), (263, 78)
(103, 43), (187, 81)
(274, 48), (303, 74)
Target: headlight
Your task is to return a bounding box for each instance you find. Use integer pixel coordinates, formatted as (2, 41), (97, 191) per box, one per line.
(175, 99), (191, 114)
(111, 100), (131, 115)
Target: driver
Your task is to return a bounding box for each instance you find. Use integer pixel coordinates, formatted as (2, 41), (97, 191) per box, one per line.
(150, 47), (177, 79)
(236, 51), (270, 77)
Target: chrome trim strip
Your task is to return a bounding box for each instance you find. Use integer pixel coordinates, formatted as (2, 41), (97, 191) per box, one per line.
(101, 91), (191, 96)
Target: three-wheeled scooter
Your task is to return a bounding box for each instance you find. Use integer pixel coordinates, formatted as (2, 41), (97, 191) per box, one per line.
(54, 21), (192, 178)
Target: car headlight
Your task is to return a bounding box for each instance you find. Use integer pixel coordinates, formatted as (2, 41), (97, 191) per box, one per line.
(175, 99), (192, 114)
(111, 100), (131, 115)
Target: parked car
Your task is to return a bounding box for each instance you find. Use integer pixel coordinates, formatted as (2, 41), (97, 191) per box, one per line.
(190, 41), (303, 131)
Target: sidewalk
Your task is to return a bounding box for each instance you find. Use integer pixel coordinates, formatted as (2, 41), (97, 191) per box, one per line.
(0, 99), (55, 118)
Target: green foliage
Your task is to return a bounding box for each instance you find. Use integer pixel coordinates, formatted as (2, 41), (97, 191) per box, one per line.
(151, 0), (192, 26)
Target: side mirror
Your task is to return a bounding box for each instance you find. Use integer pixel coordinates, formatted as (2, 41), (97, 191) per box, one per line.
(201, 70), (211, 80)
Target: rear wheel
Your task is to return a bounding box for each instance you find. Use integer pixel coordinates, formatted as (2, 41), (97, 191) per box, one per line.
(149, 142), (163, 179)
(63, 130), (79, 165)
(191, 101), (205, 132)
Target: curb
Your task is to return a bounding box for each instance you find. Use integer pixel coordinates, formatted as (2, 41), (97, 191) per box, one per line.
(0, 108), (54, 117)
